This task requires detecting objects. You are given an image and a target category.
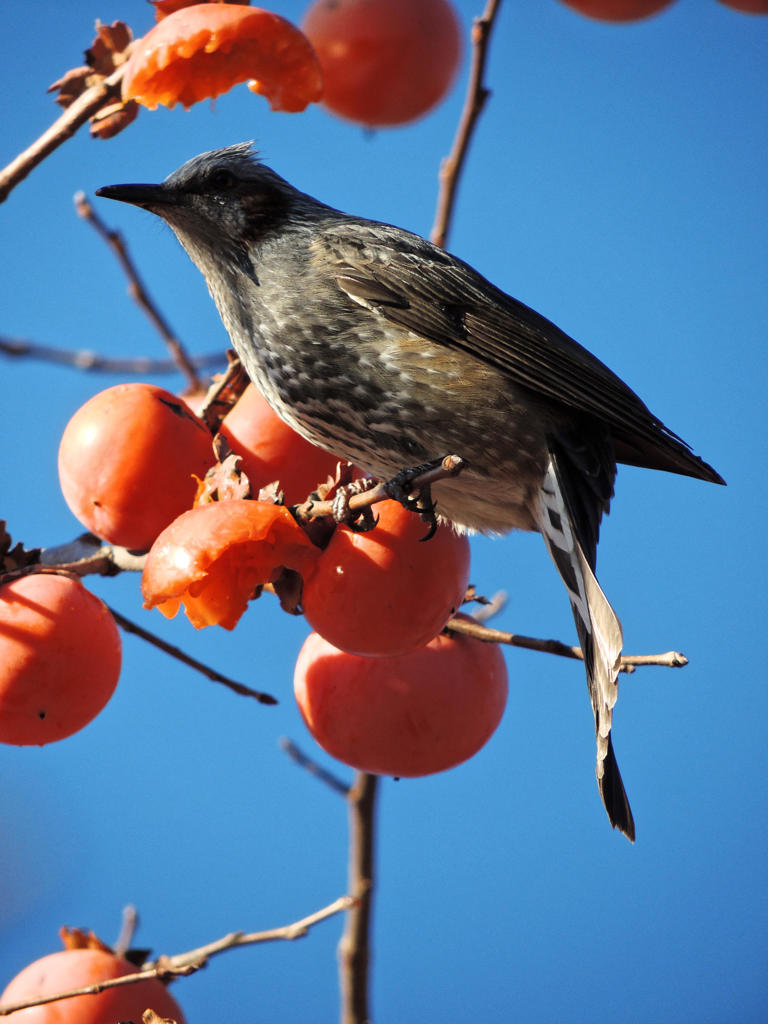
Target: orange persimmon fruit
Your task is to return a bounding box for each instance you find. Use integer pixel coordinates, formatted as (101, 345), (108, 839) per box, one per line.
(123, 3), (323, 112)
(142, 498), (320, 628)
(58, 383), (216, 552)
(294, 617), (508, 777)
(302, 0), (461, 126)
(219, 384), (341, 504)
(152, 0), (251, 21)
(0, 574), (121, 746)
(715, 0), (768, 12)
(302, 498), (471, 657)
(0, 947), (186, 1023)
(557, 0), (676, 20)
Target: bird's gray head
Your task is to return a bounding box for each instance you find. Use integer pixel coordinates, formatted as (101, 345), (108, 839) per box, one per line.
(96, 142), (322, 277)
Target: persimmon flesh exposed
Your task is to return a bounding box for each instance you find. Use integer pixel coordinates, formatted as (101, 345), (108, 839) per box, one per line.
(142, 499), (320, 628)
(123, 4), (323, 112)
(151, 0), (249, 20)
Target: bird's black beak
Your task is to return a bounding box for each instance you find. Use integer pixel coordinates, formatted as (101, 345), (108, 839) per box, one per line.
(95, 182), (176, 209)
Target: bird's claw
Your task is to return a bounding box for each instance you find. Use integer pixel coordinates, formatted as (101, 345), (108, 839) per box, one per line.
(331, 477), (379, 533)
(384, 461), (446, 541)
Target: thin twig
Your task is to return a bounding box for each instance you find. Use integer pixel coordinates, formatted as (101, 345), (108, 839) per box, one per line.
(338, 773), (378, 1024)
(466, 588), (507, 622)
(616, 651), (689, 669)
(16, 534), (146, 582)
(25, 536), (687, 673)
(108, 606), (278, 704)
(143, 1011), (176, 1024)
(0, 335), (224, 376)
(0, 61), (128, 204)
(280, 737), (351, 796)
(11, 539), (277, 702)
(198, 354), (251, 433)
(0, 897), (355, 1016)
(445, 615), (689, 672)
(75, 192), (202, 390)
(293, 455), (466, 524)
(113, 905), (139, 957)
(431, 0), (504, 248)
(277, 746), (375, 1024)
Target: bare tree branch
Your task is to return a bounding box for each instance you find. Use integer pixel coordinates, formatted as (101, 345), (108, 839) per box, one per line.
(0, 335), (224, 376)
(143, 1011), (177, 1024)
(4, 534), (147, 583)
(338, 772), (378, 1024)
(113, 905), (139, 958)
(20, 535), (688, 675)
(293, 455), (466, 525)
(280, 737), (351, 796)
(198, 354), (251, 433)
(75, 192), (202, 390)
(0, 896), (355, 1016)
(7, 538), (277, 702)
(431, 0), (504, 248)
(276, 756), (377, 1022)
(40, 535), (145, 572)
(445, 614), (689, 671)
(0, 62), (128, 203)
(466, 588), (508, 622)
(108, 606), (278, 705)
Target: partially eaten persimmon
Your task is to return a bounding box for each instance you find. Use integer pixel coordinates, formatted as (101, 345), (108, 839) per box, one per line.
(123, 4), (323, 112)
(152, 0), (251, 21)
(141, 499), (320, 628)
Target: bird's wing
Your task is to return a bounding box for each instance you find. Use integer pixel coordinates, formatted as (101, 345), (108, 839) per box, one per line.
(322, 224), (643, 837)
(325, 225), (723, 485)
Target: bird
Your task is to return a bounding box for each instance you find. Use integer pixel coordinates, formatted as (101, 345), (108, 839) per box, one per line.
(97, 142), (724, 841)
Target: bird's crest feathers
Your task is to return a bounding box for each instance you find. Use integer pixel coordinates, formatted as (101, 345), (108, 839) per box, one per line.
(163, 141), (263, 188)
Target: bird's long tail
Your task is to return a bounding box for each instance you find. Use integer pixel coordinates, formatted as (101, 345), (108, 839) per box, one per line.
(536, 450), (635, 841)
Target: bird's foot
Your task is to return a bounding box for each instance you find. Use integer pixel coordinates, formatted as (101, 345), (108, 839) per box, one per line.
(384, 457), (461, 541)
(329, 456), (466, 540)
(331, 476), (379, 533)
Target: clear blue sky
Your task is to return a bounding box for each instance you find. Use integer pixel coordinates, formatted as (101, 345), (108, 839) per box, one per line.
(2, 1), (767, 1021)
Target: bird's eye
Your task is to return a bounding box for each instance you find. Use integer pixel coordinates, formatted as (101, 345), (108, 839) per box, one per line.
(209, 168), (237, 191)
